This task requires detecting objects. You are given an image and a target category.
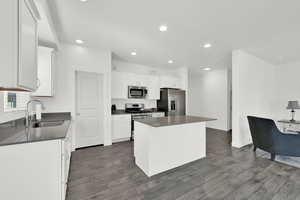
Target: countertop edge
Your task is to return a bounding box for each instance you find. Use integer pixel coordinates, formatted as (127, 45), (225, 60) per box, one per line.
(112, 110), (165, 115)
(135, 119), (215, 128)
(0, 135), (67, 147)
(134, 116), (216, 128)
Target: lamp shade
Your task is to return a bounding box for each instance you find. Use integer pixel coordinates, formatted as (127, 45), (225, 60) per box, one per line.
(286, 101), (300, 110)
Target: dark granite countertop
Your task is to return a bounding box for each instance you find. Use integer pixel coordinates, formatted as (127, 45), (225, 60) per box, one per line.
(112, 109), (165, 115)
(112, 110), (131, 115)
(134, 115), (216, 127)
(0, 112), (71, 146)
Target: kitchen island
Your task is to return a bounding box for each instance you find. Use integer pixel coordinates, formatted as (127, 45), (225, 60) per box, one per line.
(134, 115), (215, 177)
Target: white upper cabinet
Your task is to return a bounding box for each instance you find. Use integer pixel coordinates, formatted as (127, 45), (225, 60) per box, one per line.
(147, 75), (160, 100)
(159, 75), (181, 89)
(111, 71), (183, 100)
(18, 0), (38, 90)
(138, 74), (150, 87)
(111, 71), (128, 99)
(0, 0), (38, 91)
(127, 73), (149, 87)
(32, 46), (54, 96)
(112, 72), (151, 99)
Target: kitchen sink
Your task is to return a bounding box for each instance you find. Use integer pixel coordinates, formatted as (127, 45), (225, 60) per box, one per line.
(32, 120), (65, 128)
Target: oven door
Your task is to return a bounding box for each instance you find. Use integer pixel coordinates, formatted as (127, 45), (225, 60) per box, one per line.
(128, 87), (147, 98)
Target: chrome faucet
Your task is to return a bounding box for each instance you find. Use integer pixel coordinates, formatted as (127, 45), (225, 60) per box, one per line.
(25, 99), (45, 128)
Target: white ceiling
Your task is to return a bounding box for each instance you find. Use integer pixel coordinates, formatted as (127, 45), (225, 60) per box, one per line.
(50, 0), (300, 69)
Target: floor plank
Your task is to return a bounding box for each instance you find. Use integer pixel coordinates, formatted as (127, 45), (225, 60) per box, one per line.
(66, 129), (300, 200)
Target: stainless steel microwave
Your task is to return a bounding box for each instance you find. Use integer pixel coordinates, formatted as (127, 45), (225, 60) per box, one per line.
(128, 86), (148, 99)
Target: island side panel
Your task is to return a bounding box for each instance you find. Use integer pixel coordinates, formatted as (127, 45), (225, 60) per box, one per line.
(134, 121), (151, 176)
(148, 122), (206, 177)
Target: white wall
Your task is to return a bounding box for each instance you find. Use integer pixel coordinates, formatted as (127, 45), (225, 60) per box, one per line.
(232, 50), (277, 148)
(227, 68), (232, 130)
(36, 44), (112, 146)
(273, 61), (300, 120)
(188, 69), (230, 131)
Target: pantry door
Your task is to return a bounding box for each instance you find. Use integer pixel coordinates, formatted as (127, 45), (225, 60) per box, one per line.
(76, 71), (104, 148)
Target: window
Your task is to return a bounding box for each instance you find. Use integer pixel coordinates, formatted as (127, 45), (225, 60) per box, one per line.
(3, 92), (30, 112)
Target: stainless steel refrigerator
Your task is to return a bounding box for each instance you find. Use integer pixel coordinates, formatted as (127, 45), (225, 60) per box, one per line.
(157, 88), (186, 116)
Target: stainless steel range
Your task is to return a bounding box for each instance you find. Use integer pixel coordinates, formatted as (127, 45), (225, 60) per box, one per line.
(125, 103), (152, 140)
(125, 103), (145, 113)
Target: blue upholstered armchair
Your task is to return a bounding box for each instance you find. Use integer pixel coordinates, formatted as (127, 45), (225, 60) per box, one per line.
(247, 116), (300, 161)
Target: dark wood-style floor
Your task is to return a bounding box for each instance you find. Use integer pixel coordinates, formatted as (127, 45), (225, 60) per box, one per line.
(66, 129), (300, 200)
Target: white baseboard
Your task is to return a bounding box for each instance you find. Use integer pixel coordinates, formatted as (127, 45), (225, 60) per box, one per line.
(112, 137), (131, 143)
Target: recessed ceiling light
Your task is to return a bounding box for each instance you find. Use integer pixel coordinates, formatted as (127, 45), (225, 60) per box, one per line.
(131, 52), (137, 56)
(168, 60), (173, 64)
(75, 39), (84, 44)
(159, 25), (168, 32)
(203, 43), (212, 48)
(203, 67), (211, 71)
(80, 0), (88, 2)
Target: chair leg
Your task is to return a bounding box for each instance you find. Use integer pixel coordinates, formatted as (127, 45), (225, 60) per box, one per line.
(253, 146), (257, 152)
(270, 153), (276, 161)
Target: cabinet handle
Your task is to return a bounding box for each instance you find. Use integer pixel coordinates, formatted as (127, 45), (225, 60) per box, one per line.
(36, 78), (41, 89)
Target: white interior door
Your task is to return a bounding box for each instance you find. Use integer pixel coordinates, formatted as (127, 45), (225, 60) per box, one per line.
(76, 71), (104, 148)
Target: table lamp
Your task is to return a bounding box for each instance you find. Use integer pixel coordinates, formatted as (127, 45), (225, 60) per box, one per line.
(286, 101), (300, 122)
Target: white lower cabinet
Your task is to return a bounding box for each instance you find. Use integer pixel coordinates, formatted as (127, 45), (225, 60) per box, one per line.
(151, 112), (165, 118)
(0, 124), (72, 200)
(111, 113), (165, 144)
(61, 123), (73, 199)
(112, 114), (131, 142)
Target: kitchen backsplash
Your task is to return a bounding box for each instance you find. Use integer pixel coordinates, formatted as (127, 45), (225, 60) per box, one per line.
(0, 92), (31, 123)
(112, 99), (157, 110)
